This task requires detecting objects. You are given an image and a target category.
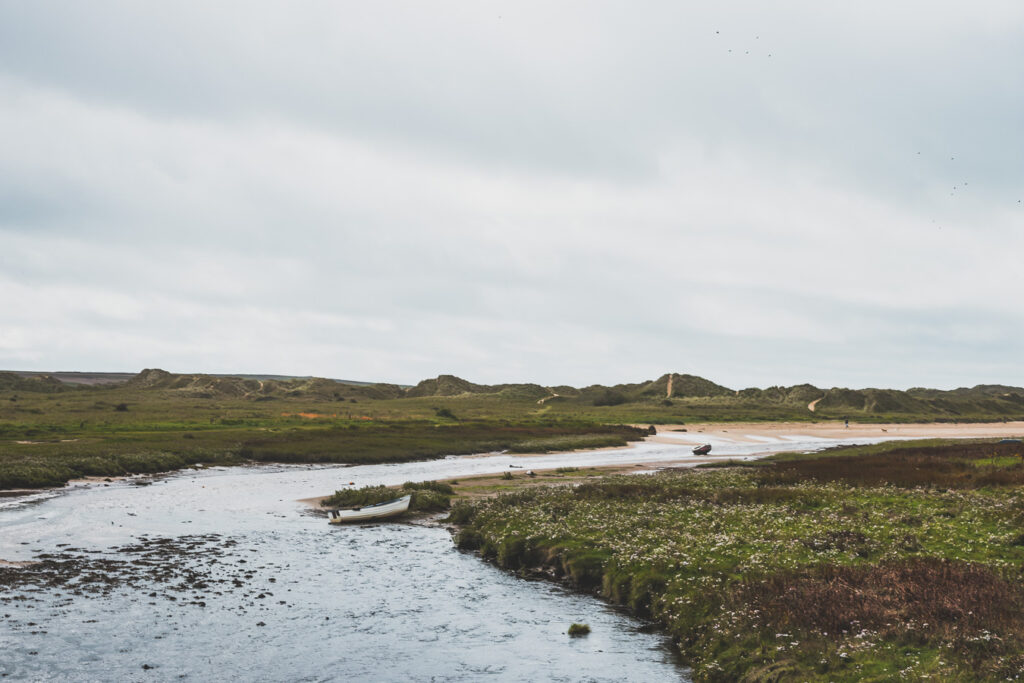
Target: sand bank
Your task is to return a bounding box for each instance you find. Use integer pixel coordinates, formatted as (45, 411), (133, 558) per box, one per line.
(646, 421), (1024, 446)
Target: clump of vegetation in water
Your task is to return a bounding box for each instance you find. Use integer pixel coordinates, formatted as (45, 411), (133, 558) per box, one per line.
(401, 480), (454, 495)
(567, 623), (591, 636)
(321, 480), (454, 513)
(449, 440), (1024, 681)
(320, 485), (392, 508)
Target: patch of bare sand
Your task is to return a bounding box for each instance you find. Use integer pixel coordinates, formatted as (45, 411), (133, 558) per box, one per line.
(645, 421), (1024, 445)
(65, 475), (124, 486)
(0, 559), (39, 567)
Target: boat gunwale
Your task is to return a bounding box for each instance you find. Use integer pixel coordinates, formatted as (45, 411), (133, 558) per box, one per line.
(334, 493), (412, 513)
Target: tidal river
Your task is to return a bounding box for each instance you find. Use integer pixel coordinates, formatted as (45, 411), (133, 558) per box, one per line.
(0, 434), (901, 681)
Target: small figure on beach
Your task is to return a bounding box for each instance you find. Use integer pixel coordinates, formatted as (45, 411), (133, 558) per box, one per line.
(844, 417), (849, 428)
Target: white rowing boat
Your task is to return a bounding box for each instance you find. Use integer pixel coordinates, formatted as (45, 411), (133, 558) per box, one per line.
(327, 494), (412, 524)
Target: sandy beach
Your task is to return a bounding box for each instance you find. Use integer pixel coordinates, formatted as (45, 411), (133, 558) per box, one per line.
(646, 421), (1024, 445)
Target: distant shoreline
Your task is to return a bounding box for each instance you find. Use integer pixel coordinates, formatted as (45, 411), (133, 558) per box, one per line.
(300, 420), (1024, 507)
(643, 420), (1024, 445)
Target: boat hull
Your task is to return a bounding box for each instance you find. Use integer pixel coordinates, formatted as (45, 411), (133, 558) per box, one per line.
(328, 494), (412, 524)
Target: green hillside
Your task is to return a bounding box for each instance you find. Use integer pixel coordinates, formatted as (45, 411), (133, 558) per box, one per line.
(7, 368), (1024, 421)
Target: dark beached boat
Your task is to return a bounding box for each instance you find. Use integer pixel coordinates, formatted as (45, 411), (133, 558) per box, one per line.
(692, 444), (712, 455)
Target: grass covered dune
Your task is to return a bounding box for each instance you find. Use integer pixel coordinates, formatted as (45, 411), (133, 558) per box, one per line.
(449, 440), (1024, 681)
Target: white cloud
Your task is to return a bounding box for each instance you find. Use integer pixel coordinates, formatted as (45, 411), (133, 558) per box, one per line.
(1, 2), (1022, 388)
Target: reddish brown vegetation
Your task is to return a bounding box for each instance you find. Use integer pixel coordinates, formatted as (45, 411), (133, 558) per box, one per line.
(741, 558), (1024, 638)
(760, 441), (1024, 488)
(737, 557), (1024, 677)
(739, 559), (1024, 675)
(572, 479), (825, 507)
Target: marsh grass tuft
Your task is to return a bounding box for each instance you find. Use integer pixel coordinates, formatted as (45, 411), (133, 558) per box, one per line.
(321, 480), (454, 512)
(567, 623), (591, 636)
(694, 459), (763, 469)
(401, 480), (454, 495)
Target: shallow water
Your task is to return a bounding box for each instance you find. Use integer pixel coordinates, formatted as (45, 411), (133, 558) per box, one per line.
(0, 434), (908, 681)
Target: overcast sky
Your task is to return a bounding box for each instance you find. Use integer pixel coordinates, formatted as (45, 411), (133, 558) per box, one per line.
(1, 2), (1022, 390)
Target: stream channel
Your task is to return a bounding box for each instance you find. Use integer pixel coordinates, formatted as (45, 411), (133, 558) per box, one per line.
(1, 434), (902, 681)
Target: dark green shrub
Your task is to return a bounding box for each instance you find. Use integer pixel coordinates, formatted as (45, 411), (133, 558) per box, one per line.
(592, 391), (627, 407)
(447, 502), (476, 525)
(564, 550), (610, 589)
(496, 536), (530, 569)
(456, 529), (484, 550)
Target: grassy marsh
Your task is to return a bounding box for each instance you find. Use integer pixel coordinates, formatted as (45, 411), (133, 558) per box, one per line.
(449, 440), (1024, 681)
(0, 377), (654, 489)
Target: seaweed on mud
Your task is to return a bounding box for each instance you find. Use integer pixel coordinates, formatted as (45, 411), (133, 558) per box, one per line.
(0, 535), (274, 607)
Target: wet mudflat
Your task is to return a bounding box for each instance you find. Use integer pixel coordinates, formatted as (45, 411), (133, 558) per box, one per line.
(1, 525), (683, 681)
(0, 462), (692, 680)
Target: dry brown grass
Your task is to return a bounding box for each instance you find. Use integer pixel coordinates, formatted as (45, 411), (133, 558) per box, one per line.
(739, 558), (1024, 653)
(760, 441), (1024, 489)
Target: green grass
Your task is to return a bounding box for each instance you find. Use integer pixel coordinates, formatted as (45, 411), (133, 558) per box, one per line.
(320, 480), (455, 513)
(970, 456), (1022, 468)
(694, 459), (764, 469)
(0, 394), (650, 489)
(450, 441), (1024, 681)
(506, 433), (638, 453)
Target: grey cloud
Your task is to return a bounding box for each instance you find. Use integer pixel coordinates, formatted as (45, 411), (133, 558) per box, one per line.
(1, 2), (1023, 387)
(2, 2), (1020, 194)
